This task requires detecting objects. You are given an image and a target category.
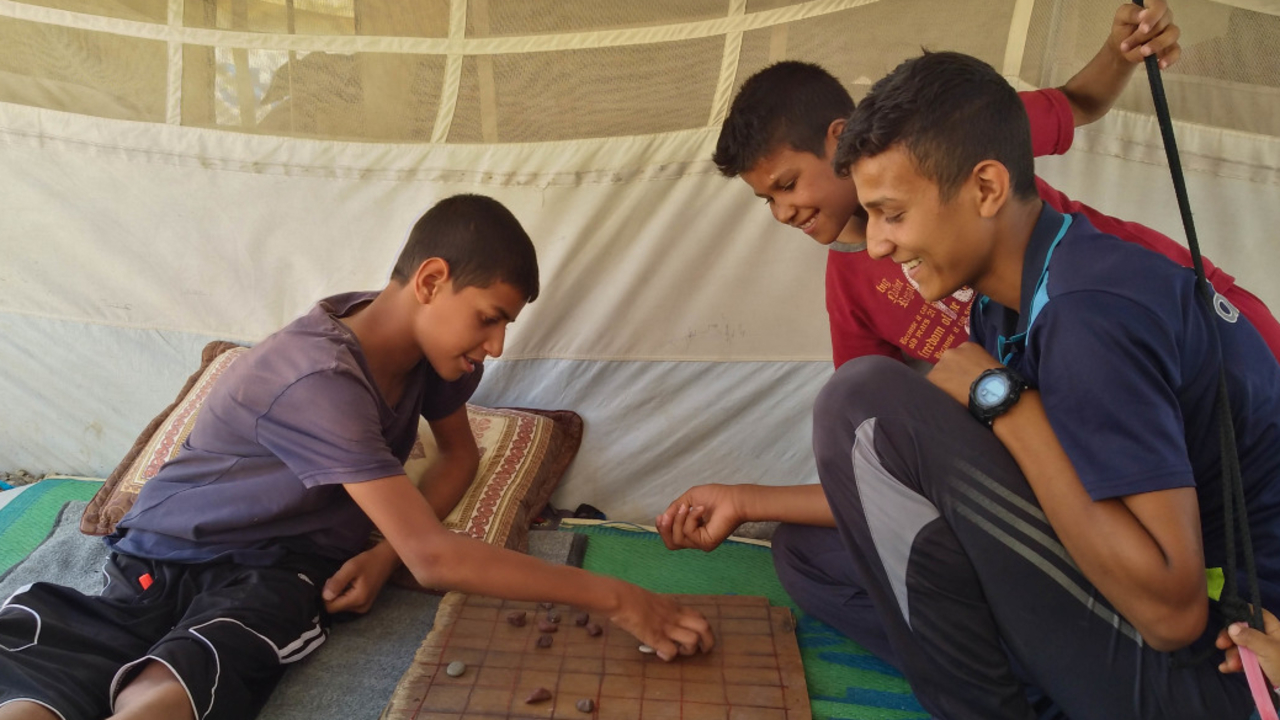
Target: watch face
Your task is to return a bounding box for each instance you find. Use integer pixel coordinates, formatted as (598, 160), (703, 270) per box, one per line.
(975, 373), (1011, 409)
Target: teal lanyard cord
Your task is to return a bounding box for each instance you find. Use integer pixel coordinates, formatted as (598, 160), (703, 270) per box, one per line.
(995, 213), (1073, 365)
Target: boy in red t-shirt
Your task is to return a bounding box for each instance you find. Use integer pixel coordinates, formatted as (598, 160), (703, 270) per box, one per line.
(656, 0), (1279, 673)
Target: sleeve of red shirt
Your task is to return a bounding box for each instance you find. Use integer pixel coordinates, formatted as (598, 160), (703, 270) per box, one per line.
(1021, 88), (1074, 158)
(826, 250), (903, 368)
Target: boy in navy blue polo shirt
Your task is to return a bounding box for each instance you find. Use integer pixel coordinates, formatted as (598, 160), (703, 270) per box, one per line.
(813, 51), (1280, 718)
(0, 195), (714, 720)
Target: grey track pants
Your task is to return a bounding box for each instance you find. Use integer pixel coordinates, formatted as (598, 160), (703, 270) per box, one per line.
(811, 355), (1252, 720)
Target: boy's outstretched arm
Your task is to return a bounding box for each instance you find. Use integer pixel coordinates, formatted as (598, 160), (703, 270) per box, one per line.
(323, 406), (480, 614)
(930, 343), (1209, 651)
(656, 483), (834, 552)
(1059, 0), (1181, 127)
(344, 473), (716, 661)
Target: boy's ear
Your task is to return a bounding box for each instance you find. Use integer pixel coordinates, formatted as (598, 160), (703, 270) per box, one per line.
(823, 118), (847, 158)
(412, 257), (451, 304)
(970, 160), (1011, 219)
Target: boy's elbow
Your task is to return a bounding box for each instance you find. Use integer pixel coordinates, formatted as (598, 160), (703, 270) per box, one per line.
(1138, 597), (1209, 652)
(401, 539), (455, 590)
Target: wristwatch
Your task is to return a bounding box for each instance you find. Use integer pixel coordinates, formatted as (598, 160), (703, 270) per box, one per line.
(968, 367), (1028, 427)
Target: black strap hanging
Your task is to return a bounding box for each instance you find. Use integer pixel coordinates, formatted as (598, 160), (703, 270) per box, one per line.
(1129, 0), (1267, 659)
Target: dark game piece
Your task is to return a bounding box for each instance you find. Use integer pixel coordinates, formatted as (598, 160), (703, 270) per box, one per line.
(574, 612), (590, 626)
(539, 602), (555, 610)
(506, 610), (527, 627)
(536, 633), (553, 649)
(584, 621), (603, 637)
(547, 609), (561, 623)
(537, 618), (559, 633)
(576, 698), (595, 713)
(525, 687), (552, 704)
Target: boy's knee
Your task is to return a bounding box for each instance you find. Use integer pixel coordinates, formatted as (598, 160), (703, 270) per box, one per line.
(771, 523), (838, 592)
(770, 522), (807, 579)
(112, 660), (195, 720)
(770, 523), (861, 589)
(816, 356), (915, 419)
(813, 356), (917, 452)
(771, 524), (839, 616)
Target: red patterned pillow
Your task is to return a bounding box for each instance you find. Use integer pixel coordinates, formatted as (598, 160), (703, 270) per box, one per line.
(403, 405), (582, 551)
(80, 341), (245, 535)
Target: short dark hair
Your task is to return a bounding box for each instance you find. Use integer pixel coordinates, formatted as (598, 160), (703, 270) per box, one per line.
(391, 194), (539, 302)
(713, 61), (854, 177)
(833, 51), (1037, 202)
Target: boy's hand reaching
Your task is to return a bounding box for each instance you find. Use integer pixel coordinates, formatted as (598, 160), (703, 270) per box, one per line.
(1217, 609), (1280, 681)
(1113, 0), (1181, 70)
(322, 540), (401, 614)
(608, 582), (716, 662)
(656, 484), (745, 552)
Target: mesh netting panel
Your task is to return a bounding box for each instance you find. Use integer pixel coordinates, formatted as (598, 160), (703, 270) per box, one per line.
(2, 0), (1279, 143)
(182, 45), (446, 140)
(21, 0), (166, 22)
(0, 15), (165, 121)
(475, 0), (731, 35)
(1020, 0), (1280, 136)
(184, 0), (354, 36)
(737, 0), (1017, 105)
(451, 39), (724, 142)
(354, 0), (450, 38)
(183, 0), (449, 37)
(746, 0), (808, 12)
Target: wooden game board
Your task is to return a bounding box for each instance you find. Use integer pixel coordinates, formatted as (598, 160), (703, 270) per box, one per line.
(380, 593), (811, 720)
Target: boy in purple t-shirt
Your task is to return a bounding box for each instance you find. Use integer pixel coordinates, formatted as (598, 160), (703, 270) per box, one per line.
(0, 195), (714, 720)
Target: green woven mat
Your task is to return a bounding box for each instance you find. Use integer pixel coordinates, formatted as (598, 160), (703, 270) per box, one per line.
(0, 477), (104, 575)
(564, 523), (927, 720)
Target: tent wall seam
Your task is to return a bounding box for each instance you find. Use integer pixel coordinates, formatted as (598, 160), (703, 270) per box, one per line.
(0, 309), (833, 363)
(0, 102), (727, 182)
(5, 102), (1275, 185)
(1073, 109), (1280, 186)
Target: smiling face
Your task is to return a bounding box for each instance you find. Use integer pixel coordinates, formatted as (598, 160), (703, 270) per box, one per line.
(739, 123), (867, 247)
(418, 279), (526, 381)
(851, 144), (992, 303)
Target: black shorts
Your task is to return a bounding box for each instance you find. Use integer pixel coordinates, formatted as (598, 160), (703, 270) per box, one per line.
(0, 552), (339, 720)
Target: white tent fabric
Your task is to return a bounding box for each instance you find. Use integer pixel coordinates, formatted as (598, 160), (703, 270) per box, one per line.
(2, 0), (1277, 521)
